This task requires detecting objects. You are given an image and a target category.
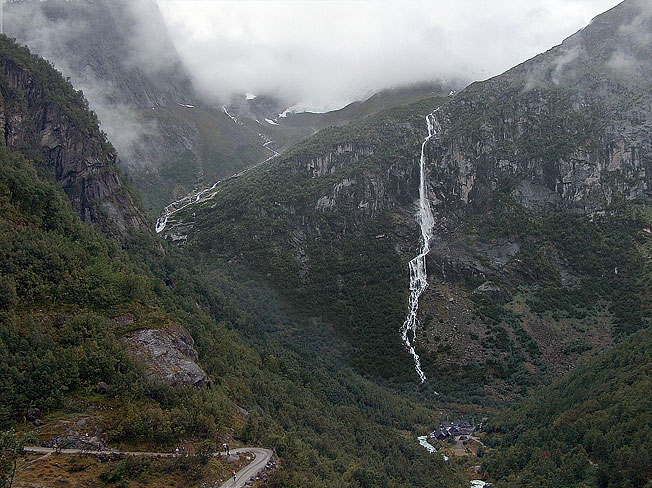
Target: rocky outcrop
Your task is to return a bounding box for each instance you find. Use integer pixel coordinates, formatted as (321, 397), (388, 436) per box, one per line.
(4, 1), (272, 216)
(0, 39), (149, 238)
(425, 0), (652, 219)
(122, 323), (210, 387)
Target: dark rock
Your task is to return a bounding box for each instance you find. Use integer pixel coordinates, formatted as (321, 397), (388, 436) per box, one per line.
(0, 49), (149, 240)
(26, 407), (40, 422)
(112, 315), (135, 327)
(95, 381), (110, 394)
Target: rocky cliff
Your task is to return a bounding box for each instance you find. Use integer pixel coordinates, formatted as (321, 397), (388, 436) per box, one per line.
(4, 0), (271, 215)
(122, 322), (210, 388)
(410, 0), (652, 396)
(426, 0), (652, 219)
(0, 35), (148, 238)
(162, 0), (652, 399)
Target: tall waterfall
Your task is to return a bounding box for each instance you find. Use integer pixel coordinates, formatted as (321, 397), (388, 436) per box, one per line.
(400, 110), (440, 384)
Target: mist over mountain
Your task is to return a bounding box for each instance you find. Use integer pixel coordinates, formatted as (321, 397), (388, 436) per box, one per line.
(4, 0), (274, 215)
(1, 1), (651, 487)
(158, 0), (621, 111)
(5, 0), (194, 160)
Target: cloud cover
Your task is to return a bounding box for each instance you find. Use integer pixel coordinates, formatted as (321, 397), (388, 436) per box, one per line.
(157, 0), (622, 111)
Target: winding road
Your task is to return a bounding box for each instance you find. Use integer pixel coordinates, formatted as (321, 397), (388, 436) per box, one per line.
(23, 445), (274, 487)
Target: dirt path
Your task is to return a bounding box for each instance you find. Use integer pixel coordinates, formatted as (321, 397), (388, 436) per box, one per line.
(23, 445), (274, 487)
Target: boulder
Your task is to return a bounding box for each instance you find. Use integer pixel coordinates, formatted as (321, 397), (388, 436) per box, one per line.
(472, 281), (505, 300)
(95, 381), (110, 394)
(121, 323), (210, 387)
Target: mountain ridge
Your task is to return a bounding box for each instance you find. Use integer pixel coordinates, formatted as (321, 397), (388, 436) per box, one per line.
(165, 0), (652, 400)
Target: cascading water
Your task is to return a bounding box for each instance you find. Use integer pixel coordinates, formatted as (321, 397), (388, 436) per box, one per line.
(400, 109), (441, 384)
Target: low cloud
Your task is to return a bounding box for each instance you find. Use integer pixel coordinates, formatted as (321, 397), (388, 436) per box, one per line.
(157, 0), (620, 111)
(4, 1), (185, 169)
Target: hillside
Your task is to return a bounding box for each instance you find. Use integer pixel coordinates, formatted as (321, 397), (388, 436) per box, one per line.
(164, 0), (652, 401)
(164, 95), (449, 383)
(3, 1), (652, 487)
(4, 0), (271, 215)
(0, 35), (469, 488)
(482, 326), (652, 487)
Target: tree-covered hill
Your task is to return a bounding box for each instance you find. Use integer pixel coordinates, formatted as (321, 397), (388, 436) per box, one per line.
(164, 0), (652, 403)
(482, 326), (652, 487)
(0, 34), (467, 487)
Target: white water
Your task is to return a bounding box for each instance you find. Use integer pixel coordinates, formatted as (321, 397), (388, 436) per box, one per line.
(155, 145), (279, 234)
(156, 108), (280, 233)
(400, 109), (441, 384)
(417, 435), (449, 462)
(417, 436), (437, 454)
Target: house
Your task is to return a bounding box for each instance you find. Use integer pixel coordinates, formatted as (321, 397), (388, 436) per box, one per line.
(430, 420), (478, 441)
(430, 429), (449, 441)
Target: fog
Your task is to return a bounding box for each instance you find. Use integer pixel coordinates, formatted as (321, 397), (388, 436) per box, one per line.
(157, 0), (622, 111)
(4, 0), (193, 170)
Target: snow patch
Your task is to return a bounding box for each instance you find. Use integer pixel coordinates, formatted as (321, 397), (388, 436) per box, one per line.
(245, 93), (257, 100)
(177, 102), (195, 108)
(265, 118), (279, 126)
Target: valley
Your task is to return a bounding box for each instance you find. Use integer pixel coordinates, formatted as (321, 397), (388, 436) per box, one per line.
(1, 0), (651, 487)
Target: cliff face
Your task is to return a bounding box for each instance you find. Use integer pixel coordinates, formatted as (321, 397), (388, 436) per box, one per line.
(6, 0), (194, 109)
(0, 37), (148, 238)
(426, 0), (652, 219)
(4, 0), (270, 215)
(162, 0), (652, 397)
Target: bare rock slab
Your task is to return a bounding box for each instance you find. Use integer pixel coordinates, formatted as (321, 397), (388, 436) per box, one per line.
(122, 323), (210, 387)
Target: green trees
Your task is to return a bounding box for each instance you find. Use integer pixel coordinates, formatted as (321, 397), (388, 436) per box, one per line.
(483, 327), (652, 487)
(0, 429), (35, 488)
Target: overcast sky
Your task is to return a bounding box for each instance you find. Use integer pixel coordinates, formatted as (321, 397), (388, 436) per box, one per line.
(157, 0), (622, 111)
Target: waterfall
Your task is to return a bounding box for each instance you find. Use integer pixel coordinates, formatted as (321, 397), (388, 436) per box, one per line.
(400, 110), (440, 384)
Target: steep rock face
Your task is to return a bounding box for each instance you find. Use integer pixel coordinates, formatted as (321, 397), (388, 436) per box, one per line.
(163, 1), (652, 396)
(122, 323), (210, 388)
(426, 0), (652, 219)
(6, 0), (194, 110)
(0, 38), (148, 238)
(5, 0), (270, 215)
(402, 0), (652, 396)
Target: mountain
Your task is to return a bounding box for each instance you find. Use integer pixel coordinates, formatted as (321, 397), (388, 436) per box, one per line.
(0, 35), (469, 488)
(3, 1), (652, 486)
(225, 81), (462, 154)
(0, 35), (147, 239)
(4, 0), (272, 215)
(164, 0), (652, 401)
(163, 96), (449, 384)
